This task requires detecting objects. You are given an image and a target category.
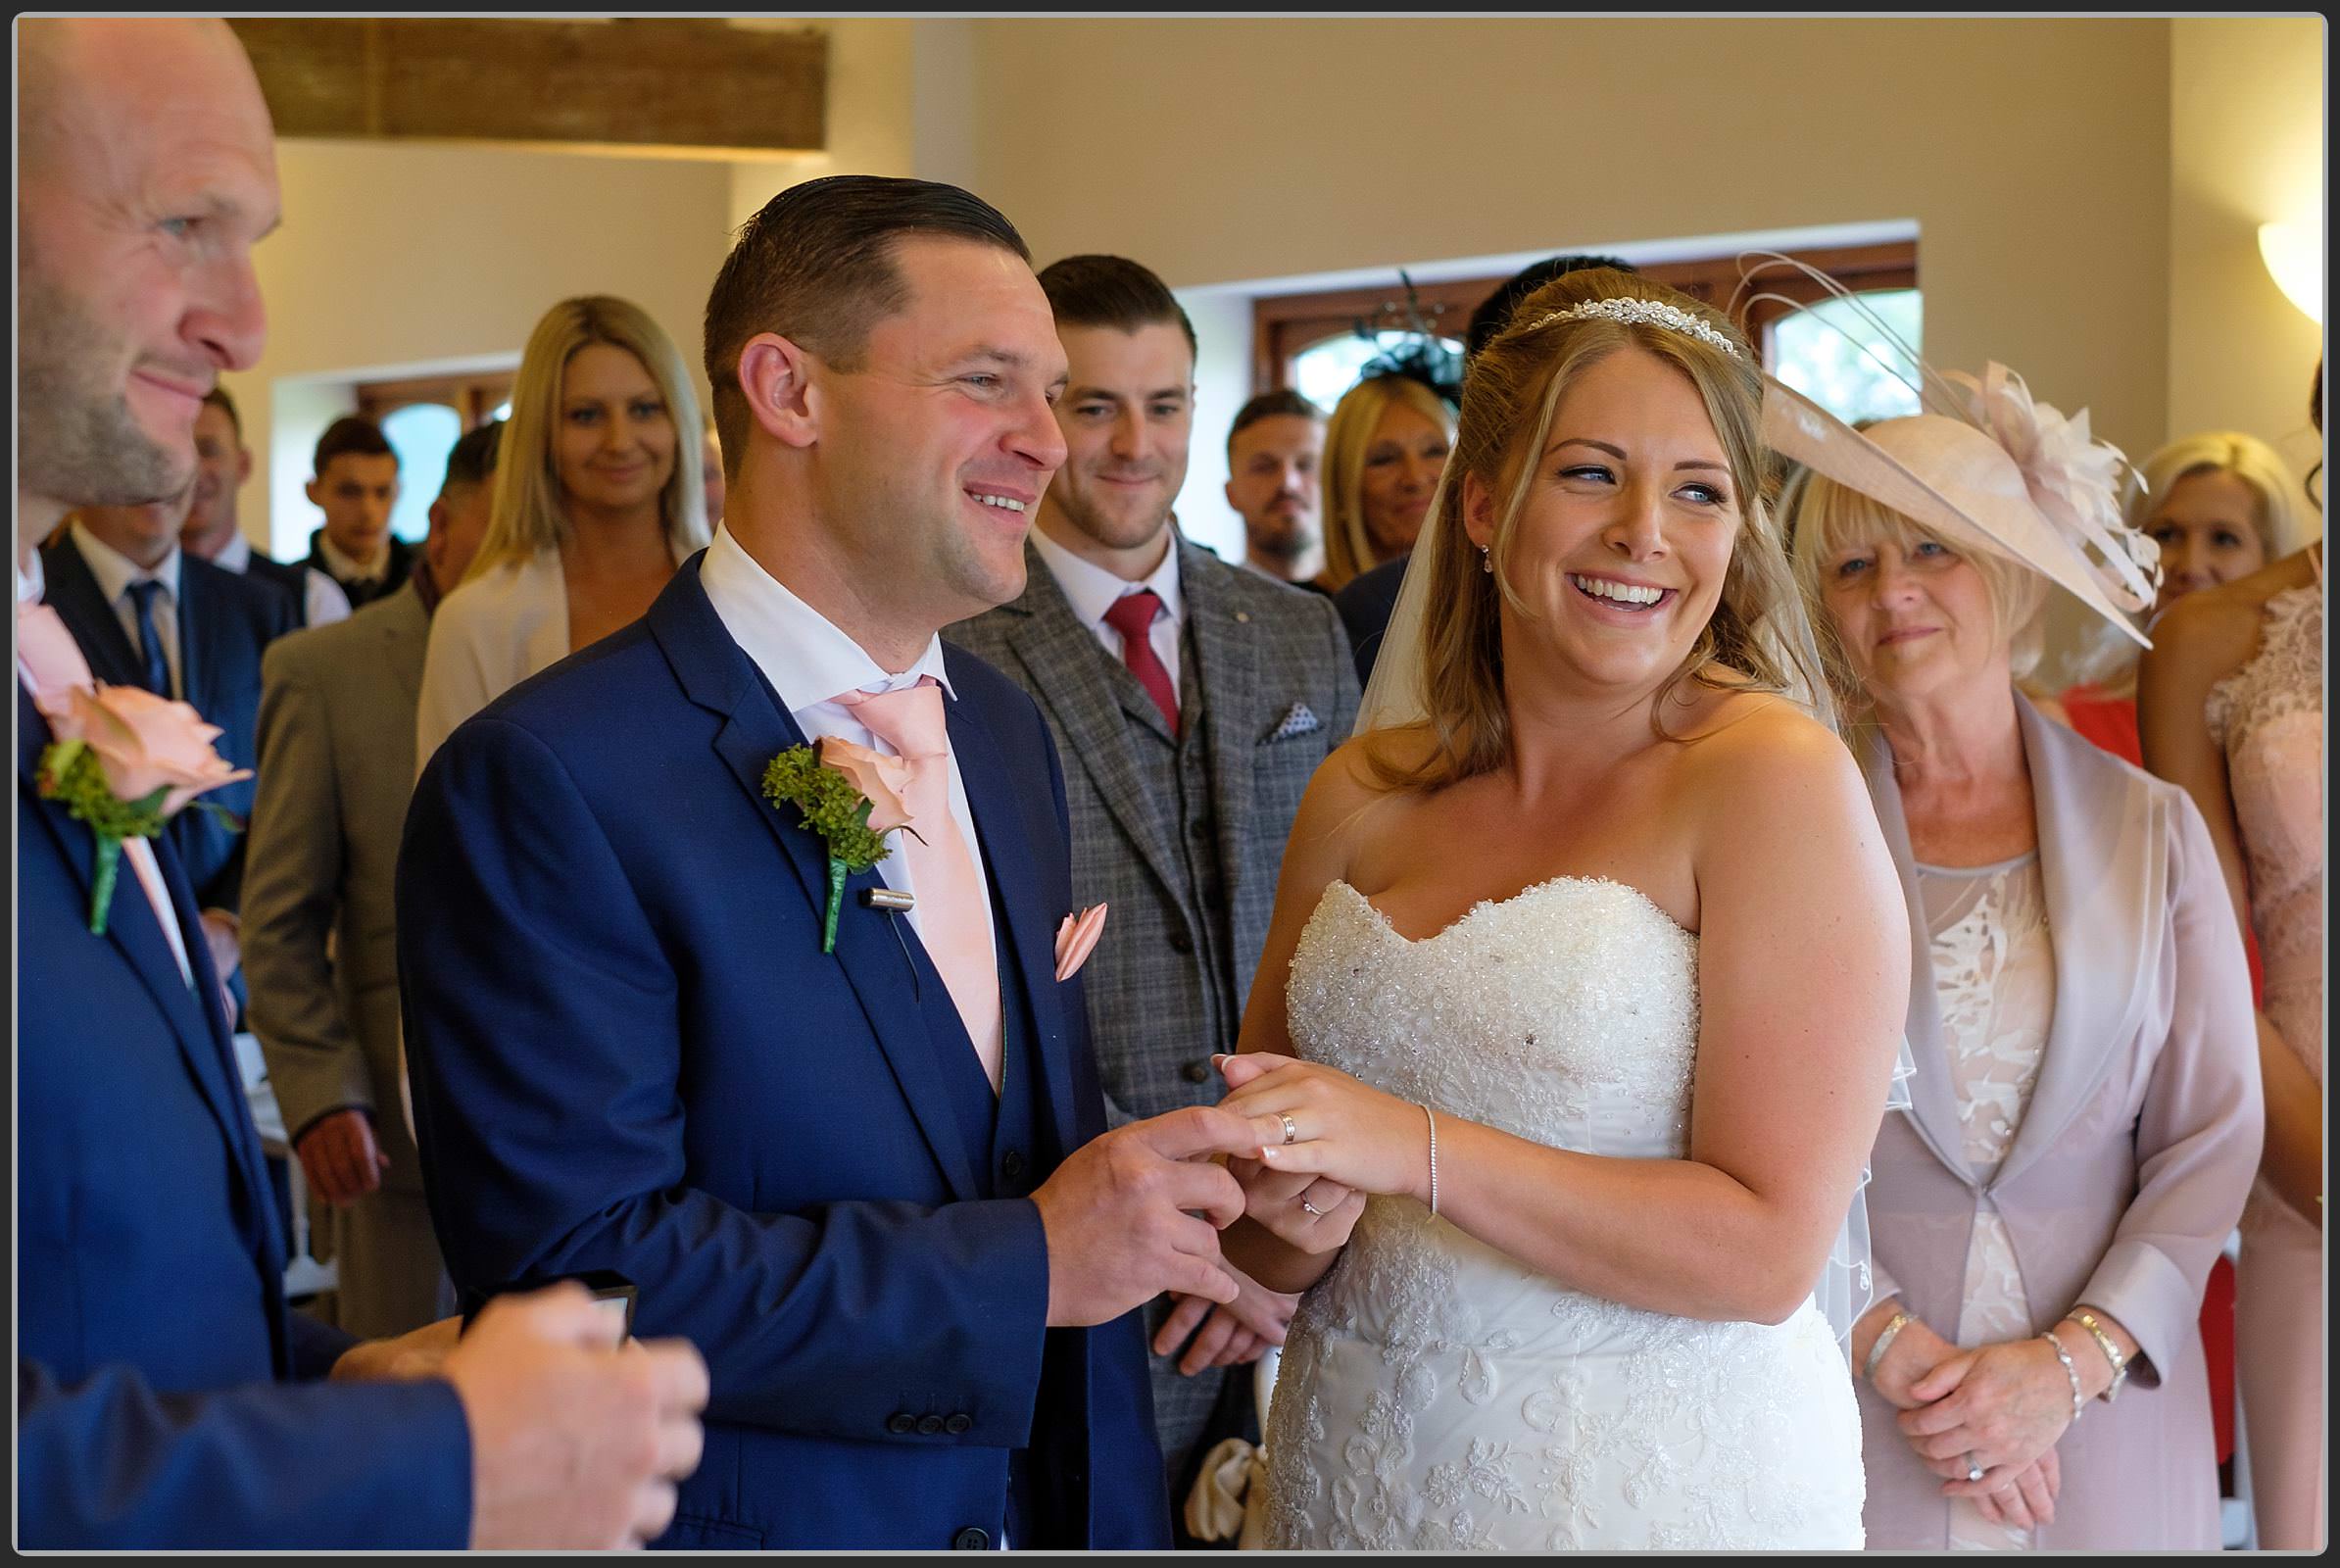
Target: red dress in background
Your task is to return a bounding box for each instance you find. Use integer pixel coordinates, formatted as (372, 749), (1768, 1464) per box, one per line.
(2057, 678), (2247, 1472)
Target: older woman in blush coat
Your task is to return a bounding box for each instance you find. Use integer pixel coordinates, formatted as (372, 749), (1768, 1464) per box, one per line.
(1778, 374), (2263, 1551)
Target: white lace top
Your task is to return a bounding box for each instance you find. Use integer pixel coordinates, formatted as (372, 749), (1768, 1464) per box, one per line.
(1919, 853), (2056, 1550)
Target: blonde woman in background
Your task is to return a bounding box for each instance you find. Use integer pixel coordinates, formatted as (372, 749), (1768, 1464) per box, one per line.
(1313, 371), (1452, 593)
(2054, 430), (2309, 764)
(416, 295), (709, 769)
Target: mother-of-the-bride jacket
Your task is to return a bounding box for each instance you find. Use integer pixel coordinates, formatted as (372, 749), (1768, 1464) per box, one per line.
(1856, 694), (2263, 1550)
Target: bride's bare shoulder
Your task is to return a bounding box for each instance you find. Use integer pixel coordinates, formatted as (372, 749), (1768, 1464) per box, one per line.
(1288, 726), (1437, 850)
(1674, 691), (1870, 820)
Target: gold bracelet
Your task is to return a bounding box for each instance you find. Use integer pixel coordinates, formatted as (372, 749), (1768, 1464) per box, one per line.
(2064, 1308), (2128, 1403)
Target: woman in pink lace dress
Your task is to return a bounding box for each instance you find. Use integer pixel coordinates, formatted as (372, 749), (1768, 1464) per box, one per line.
(2141, 539), (2326, 1551)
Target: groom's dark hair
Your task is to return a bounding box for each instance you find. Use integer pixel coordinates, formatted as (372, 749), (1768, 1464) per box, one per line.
(703, 174), (1032, 471)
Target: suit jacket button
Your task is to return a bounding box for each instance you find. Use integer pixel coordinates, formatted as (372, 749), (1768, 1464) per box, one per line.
(917, 1413), (947, 1436)
(887, 1411), (916, 1435)
(1001, 1148), (1026, 1180)
(1167, 929), (1194, 956)
(1183, 1059), (1210, 1084)
(952, 1526), (991, 1549)
(946, 1412), (973, 1435)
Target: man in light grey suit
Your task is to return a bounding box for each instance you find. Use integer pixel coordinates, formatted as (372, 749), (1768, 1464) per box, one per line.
(947, 255), (1358, 1538)
(242, 421), (501, 1340)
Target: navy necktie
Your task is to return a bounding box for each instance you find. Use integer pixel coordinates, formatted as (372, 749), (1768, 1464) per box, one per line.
(125, 579), (171, 697)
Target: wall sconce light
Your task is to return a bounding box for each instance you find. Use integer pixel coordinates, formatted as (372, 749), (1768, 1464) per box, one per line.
(2258, 220), (2322, 323)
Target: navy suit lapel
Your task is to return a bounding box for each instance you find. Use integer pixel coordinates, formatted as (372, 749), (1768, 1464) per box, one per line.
(37, 537), (142, 687)
(15, 691), (274, 1244)
(649, 563), (985, 1202)
(943, 672), (1080, 1155)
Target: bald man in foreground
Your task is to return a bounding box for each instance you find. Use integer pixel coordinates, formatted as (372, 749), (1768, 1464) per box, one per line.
(15, 20), (707, 1547)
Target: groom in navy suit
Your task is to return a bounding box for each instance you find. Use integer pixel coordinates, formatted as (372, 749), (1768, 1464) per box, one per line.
(399, 174), (1281, 1550)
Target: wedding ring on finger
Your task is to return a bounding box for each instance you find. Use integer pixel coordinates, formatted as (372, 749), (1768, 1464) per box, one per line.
(1279, 1112), (1298, 1147)
(1965, 1456), (1985, 1484)
(1299, 1199), (1324, 1217)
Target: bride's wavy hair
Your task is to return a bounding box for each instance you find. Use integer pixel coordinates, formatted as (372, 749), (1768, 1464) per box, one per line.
(1369, 268), (1823, 794)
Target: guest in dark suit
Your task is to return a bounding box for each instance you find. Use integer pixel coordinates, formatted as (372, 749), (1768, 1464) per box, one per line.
(302, 416), (413, 610)
(399, 174), (1281, 1551)
(41, 489), (298, 968)
(1224, 389), (1327, 588)
(14, 18), (705, 1548)
(180, 387), (352, 627)
(947, 256), (1358, 1527)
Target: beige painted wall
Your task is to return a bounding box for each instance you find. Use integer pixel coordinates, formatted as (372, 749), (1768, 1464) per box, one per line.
(230, 140), (731, 557)
(958, 20), (2173, 459)
(2168, 17), (2325, 512)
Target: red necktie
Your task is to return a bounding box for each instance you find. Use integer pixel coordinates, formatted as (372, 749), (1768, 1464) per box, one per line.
(1101, 590), (1179, 737)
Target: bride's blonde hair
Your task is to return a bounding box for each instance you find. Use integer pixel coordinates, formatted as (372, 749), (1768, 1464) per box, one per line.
(1370, 269), (1822, 794)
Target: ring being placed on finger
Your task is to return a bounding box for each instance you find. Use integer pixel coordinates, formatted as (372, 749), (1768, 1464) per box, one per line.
(1965, 1455), (1985, 1484)
(1279, 1112), (1298, 1147)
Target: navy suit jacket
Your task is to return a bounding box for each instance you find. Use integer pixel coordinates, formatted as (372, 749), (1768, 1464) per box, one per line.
(38, 533), (298, 912)
(1333, 553), (1411, 689)
(397, 557), (1169, 1551)
(16, 683), (469, 1547)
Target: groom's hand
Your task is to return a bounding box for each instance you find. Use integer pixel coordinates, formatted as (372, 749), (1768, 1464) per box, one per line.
(1031, 1105), (1282, 1328)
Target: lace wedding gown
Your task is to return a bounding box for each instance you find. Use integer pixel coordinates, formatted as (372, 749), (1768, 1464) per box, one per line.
(1261, 877), (1865, 1550)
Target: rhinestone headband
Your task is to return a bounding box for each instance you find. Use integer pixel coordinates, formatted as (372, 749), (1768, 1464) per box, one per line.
(1519, 298), (1743, 360)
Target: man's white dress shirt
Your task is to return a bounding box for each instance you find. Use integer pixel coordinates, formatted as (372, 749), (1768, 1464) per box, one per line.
(214, 530), (353, 626)
(315, 530), (392, 591)
(1029, 524), (1186, 700)
(698, 524), (996, 956)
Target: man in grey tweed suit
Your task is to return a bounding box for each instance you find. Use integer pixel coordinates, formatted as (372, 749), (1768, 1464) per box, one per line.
(947, 256), (1357, 1537)
(240, 422), (500, 1339)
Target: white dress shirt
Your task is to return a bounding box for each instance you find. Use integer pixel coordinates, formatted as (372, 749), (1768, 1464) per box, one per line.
(71, 520), (184, 699)
(214, 530), (353, 627)
(315, 530), (392, 588)
(18, 551), (193, 985)
(1029, 523), (1186, 699)
(698, 524), (995, 956)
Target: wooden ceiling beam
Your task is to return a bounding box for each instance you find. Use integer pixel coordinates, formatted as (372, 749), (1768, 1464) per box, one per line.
(228, 19), (826, 157)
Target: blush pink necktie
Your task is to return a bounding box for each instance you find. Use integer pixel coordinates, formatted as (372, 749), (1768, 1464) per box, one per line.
(17, 600), (194, 985)
(836, 678), (1003, 1095)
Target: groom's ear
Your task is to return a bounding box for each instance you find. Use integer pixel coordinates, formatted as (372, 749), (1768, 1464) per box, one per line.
(735, 332), (822, 451)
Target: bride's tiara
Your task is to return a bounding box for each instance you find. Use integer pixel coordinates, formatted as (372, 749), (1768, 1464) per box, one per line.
(1515, 298), (1745, 361)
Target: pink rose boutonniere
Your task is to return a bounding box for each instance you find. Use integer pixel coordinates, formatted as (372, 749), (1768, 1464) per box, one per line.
(760, 738), (924, 954)
(33, 683), (251, 935)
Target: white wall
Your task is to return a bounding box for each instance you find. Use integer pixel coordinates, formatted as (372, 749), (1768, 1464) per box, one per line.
(2168, 17), (2325, 511)
(231, 139), (731, 558)
(1175, 289), (1253, 561)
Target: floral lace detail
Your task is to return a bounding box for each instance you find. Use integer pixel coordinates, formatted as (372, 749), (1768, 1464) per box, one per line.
(1261, 878), (1866, 1549)
(1921, 858), (2054, 1550)
(2206, 584), (2324, 1076)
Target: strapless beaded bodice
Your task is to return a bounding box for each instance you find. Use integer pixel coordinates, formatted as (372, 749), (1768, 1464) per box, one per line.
(1260, 878), (1864, 1550)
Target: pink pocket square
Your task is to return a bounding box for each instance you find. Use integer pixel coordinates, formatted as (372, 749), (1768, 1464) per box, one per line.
(1054, 904), (1108, 982)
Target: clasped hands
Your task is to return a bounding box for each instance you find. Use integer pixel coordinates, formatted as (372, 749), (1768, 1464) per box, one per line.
(1867, 1310), (2081, 1531)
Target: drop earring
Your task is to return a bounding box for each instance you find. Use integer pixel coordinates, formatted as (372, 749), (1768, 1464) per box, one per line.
(1480, 546), (1494, 575)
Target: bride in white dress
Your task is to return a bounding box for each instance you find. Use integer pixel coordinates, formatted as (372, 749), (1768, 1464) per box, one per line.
(1213, 271), (1913, 1549)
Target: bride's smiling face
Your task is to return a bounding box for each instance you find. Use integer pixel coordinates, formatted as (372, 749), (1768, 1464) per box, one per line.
(1463, 345), (1742, 695)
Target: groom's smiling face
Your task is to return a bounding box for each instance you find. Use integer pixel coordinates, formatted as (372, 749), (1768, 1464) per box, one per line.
(809, 235), (1070, 629)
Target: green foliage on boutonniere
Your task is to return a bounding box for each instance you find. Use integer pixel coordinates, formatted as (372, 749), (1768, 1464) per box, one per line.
(762, 744), (894, 954)
(37, 740), (169, 936)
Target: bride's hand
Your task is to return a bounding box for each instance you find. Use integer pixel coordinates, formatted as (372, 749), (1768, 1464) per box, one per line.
(1229, 1152), (1363, 1254)
(1217, 1054), (1433, 1203)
